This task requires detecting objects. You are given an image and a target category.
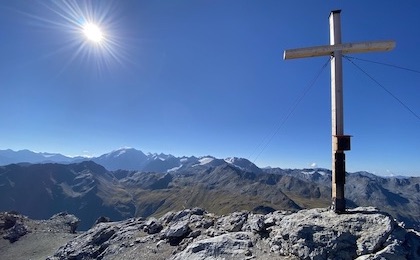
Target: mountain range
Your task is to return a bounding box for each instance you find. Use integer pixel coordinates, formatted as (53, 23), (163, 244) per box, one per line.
(0, 147), (419, 232)
(0, 149), (83, 165)
(0, 148), (264, 173)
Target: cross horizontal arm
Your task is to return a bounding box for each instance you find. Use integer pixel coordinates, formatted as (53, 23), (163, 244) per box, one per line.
(284, 40), (395, 60)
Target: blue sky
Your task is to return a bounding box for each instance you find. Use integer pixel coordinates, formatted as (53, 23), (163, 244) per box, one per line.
(0, 1), (419, 176)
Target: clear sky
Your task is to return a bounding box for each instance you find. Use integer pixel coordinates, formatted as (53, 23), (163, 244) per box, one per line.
(0, 1), (419, 176)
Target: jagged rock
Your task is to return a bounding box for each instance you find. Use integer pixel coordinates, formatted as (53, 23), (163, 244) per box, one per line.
(48, 223), (117, 260)
(171, 210), (191, 222)
(355, 228), (420, 260)
(268, 207), (402, 259)
(163, 220), (191, 241)
(171, 232), (254, 260)
(143, 218), (163, 234)
(216, 211), (248, 232)
(0, 212), (18, 230)
(160, 211), (177, 224)
(49, 212), (80, 233)
(244, 214), (265, 233)
(3, 222), (29, 243)
(94, 216), (112, 226)
(41, 207), (420, 260)
(263, 211), (289, 228)
(91, 225), (117, 245)
(0, 212), (83, 260)
(160, 208), (207, 224)
(0, 212), (30, 243)
(195, 218), (214, 229)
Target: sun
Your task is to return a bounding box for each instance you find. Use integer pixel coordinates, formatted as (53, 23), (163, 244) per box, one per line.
(26, 0), (129, 73)
(83, 23), (104, 43)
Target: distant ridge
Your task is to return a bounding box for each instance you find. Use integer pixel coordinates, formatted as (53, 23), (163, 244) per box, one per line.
(0, 149), (82, 165)
(0, 148), (264, 174)
(0, 158), (419, 231)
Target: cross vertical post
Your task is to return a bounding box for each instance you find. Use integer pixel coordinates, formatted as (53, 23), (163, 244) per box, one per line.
(330, 10), (346, 212)
(283, 10), (395, 213)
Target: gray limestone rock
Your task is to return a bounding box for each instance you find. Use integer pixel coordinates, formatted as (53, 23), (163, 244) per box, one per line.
(144, 218), (163, 234)
(44, 207), (420, 260)
(243, 214), (265, 233)
(0, 212), (18, 230)
(216, 211), (248, 232)
(171, 232), (254, 260)
(3, 222), (29, 243)
(162, 220), (191, 245)
(49, 223), (117, 259)
(0, 211), (80, 244)
(268, 207), (400, 259)
(163, 221), (191, 238)
(49, 212), (81, 233)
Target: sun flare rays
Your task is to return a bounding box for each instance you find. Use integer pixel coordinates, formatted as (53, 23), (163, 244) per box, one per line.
(23, 0), (128, 75)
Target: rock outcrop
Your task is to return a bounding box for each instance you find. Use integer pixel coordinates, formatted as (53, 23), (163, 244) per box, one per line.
(0, 212), (80, 260)
(49, 212), (81, 234)
(48, 207), (420, 260)
(0, 211), (80, 243)
(1, 212), (31, 243)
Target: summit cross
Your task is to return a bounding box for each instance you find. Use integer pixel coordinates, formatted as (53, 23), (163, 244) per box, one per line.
(283, 10), (395, 213)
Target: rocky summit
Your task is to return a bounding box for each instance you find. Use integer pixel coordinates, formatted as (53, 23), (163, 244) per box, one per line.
(2, 207), (416, 260)
(0, 211), (80, 260)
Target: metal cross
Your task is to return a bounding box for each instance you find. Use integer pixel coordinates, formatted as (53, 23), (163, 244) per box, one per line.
(283, 10), (395, 212)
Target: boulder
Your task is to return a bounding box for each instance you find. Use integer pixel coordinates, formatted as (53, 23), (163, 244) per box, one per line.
(49, 212), (80, 233)
(162, 220), (191, 245)
(49, 223), (117, 259)
(3, 222), (29, 243)
(216, 211), (248, 232)
(0, 212), (18, 230)
(244, 214), (265, 233)
(171, 232), (253, 260)
(268, 207), (399, 259)
(143, 218), (163, 234)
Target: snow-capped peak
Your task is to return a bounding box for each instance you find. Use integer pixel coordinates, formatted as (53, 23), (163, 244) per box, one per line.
(199, 157), (215, 165)
(224, 157), (239, 164)
(104, 147), (132, 157)
(116, 149), (127, 157)
(302, 170), (316, 175)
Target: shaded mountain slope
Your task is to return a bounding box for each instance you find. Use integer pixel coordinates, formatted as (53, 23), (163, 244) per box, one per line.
(121, 164), (301, 218)
(1, 160), (419, 231)
(0, 162), (135, 230)
(345, 172), (420, 229)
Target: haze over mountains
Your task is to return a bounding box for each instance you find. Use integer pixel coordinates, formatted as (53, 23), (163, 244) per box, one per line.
(0, 148), (265, 174)
(0, 147), (419, 232)
(0, 147), (415, 177)
(0, 149), (82, 165)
